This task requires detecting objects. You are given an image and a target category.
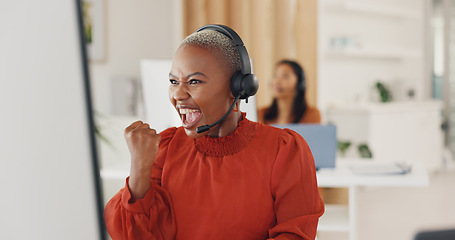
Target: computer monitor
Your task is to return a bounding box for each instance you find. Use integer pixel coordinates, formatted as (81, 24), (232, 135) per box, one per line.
(272, 124), (337, 170)
(0, 1), (105, 239)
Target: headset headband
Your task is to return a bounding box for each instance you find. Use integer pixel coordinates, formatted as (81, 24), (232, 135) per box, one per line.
(196, 24), (252, 75)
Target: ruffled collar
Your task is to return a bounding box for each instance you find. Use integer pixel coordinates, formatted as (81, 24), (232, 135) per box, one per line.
(194, 113), (258, 157)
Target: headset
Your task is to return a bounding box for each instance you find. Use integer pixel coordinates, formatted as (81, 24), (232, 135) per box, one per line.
(274, 60), (306, 93)
(298, 70), (306, 92)
(195, 24), (259, 134)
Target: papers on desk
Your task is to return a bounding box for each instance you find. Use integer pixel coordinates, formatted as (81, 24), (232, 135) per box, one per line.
(349, 162), (412, 175)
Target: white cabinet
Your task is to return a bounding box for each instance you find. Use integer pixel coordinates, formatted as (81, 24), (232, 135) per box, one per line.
(326, 101), (444, 172)
(316, 159), (429, 240)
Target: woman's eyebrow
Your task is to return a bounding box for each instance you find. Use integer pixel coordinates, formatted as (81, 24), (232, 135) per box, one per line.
(187, 72), (207, 78)
(168, 72), (207, 79)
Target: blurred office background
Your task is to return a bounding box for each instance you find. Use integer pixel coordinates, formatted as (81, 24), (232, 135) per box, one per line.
(83, 0), (455, 239)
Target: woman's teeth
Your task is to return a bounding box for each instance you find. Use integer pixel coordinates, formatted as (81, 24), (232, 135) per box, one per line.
(179, 108), (199, 114)
(179, 108), (202, 126)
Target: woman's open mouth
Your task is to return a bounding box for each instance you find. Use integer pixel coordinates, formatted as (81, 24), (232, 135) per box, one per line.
(179, 108), (203, 129)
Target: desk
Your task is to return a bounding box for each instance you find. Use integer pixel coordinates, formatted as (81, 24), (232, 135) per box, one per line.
(316, 159), (429, 240)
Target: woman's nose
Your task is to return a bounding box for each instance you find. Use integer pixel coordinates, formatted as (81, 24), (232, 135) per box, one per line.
(171, 83), (190, 101)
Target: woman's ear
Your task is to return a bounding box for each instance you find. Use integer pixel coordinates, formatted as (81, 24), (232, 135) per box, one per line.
(229, 89), (235, 98)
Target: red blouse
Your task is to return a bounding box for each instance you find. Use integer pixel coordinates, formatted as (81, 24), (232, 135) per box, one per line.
(105, 115), (324, 240)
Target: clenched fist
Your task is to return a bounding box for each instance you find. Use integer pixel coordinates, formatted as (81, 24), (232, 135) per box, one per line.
(124, 121), (161, 201)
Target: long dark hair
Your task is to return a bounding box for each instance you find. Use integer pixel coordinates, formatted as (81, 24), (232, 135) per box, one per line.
(264, 60), (307, 123)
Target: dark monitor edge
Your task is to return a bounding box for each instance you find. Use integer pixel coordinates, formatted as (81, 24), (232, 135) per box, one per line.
(75, 0), (107, 239)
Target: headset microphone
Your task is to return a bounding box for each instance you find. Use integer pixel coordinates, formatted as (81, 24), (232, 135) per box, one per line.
(196, 95), (240, 134)
(194, 24), (259, 134)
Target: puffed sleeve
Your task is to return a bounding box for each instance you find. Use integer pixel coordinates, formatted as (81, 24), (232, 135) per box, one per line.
(104, 127), (178, 240)
(268, 129), (325, 240)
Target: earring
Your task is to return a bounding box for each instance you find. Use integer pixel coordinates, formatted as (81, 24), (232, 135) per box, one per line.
(232, 98), (239, 112)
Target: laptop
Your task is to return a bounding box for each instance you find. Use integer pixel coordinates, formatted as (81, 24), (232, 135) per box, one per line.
(272, 124), (337, 170)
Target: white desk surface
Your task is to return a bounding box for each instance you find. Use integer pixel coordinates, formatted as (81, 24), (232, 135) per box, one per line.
(317, 159), (429, 188)
(102, 159), (430, 188)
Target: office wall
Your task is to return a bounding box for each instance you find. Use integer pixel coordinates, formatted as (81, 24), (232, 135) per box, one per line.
(90, 0), (428, 119)
(91, 1), (183, 197)
(317, 0), (427, 112)
(90, 0), (181, 115)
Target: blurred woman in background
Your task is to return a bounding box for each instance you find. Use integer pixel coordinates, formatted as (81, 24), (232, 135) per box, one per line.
(258, 60), (321, 124)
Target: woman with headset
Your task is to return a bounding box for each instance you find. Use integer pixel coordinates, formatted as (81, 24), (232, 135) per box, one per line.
(258, 60), (321, 125)
(104, 25), (324, 240)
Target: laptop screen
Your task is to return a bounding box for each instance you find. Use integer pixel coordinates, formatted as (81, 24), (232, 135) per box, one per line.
(272, 124), (337, 169)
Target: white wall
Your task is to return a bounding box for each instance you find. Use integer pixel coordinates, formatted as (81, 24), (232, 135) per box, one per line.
(317, 0), (427, 113)
(90, 0), (180, 115)
(92, 1), (181, 203)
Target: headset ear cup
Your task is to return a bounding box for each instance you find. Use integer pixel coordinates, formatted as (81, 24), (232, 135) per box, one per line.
(231, 71), (243, 98)
(230, 72), (259, 99)
(241, 74), (259, 98)
(299, 80), (306, 91)
(299, 70), (306, 91)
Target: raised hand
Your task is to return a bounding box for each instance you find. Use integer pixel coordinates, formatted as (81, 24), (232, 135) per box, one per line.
(124, 121), (161, 201)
